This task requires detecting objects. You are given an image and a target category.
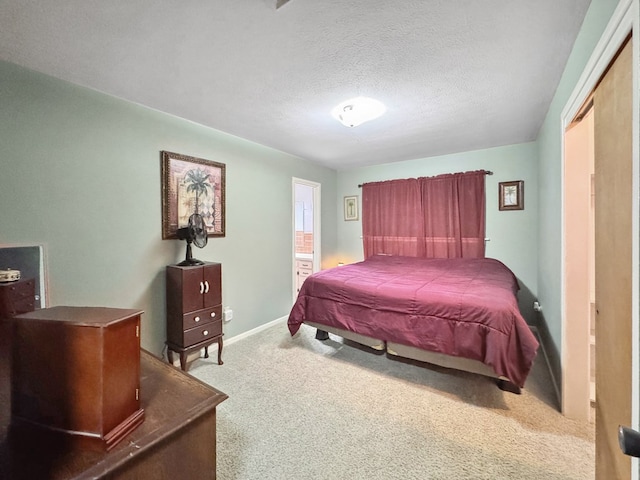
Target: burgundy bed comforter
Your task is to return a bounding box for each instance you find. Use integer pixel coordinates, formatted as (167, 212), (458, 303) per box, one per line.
(288, 255), (539, 387)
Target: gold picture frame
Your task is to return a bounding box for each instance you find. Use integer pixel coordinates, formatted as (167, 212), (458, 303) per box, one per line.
(161, 151), (226, 239)
(498, 180), (524, 211)
(344, 195), (359, 221)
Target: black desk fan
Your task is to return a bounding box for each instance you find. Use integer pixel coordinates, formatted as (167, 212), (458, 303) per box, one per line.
(176, 213), (208, 266)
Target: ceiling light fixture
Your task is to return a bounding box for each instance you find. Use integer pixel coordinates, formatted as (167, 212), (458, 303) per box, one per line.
(331, 96), (386, 128)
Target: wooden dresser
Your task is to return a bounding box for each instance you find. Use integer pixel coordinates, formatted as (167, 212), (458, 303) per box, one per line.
(166, 262), (223, 371)
(0, 278), (35, 318)
(0, 320), (228, 480)
(296, 259), (313, 293)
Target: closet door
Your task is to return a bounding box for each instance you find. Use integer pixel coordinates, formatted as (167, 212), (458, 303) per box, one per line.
(594, 37), (632, 480)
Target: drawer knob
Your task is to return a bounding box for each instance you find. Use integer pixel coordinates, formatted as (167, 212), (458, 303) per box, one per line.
(194, 316), (200, 322)
(210, 312), (216, 318)
(203, 330), (209, 336)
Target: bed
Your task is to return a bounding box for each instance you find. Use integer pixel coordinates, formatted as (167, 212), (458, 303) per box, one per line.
(287, 255), (539, 392)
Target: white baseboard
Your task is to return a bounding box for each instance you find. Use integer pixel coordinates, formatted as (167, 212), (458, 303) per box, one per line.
(168, 315), (289, 367)
(223, 315), (288, 346)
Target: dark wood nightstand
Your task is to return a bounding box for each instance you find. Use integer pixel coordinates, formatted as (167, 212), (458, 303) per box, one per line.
(165, 262), (223, 371)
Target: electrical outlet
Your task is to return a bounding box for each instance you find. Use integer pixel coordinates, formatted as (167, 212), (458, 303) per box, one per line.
(223, 307), (233, 322)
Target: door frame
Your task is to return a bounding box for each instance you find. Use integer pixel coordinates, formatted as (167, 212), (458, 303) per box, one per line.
(562, 106), (595, 421)
(560, 0), (639, 476)
(292, 177), (321, 300)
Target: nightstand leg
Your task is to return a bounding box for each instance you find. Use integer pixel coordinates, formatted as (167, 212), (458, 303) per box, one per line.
(179, 352), (187, 371)
(204, 346), (209, 359)
(217, 337), (224, 365)
(167, 349), (174, 364)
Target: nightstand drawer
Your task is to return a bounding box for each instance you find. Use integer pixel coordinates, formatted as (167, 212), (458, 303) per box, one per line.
(183, 320), (222, 346)
(183, 305), (222, 330)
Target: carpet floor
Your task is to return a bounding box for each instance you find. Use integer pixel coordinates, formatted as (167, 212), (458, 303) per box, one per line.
(190, 321), (594, 480)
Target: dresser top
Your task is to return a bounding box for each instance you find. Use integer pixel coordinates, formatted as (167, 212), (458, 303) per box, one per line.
(14, 306), (144, 326)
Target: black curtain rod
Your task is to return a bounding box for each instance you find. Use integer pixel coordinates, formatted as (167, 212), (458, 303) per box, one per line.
(357, 170), (493, 187)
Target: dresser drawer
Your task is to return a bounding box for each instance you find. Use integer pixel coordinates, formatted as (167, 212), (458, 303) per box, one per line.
(7, 297), (35, 317)
(296, 266), (313, 292)
(0, 278), (35, 317)
(183, 320), (222, 347)
(296, 259), (313, 270)
(298, 269), (312, 279)
(183, 305), (222, 330)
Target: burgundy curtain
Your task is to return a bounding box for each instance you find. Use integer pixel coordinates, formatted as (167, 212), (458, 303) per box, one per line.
(362, 178), (424, 257)
(362, 170), (486, 259)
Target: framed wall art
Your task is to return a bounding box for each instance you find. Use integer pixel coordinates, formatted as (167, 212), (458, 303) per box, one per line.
(498, 180), (524, 211)
(344, 195), (359, 221)
(161, 151), (226, 239)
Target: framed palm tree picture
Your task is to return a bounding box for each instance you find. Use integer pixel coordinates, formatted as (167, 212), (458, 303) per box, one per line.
(498, 180), (524, 211)
(161, 151), (226, 239)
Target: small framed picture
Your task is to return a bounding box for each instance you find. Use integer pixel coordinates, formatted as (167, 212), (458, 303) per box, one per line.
(344, 195), (359, 221)
(499, 181), (524, 211)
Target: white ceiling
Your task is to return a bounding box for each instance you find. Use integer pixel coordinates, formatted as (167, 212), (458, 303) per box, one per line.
(0, 0), (591, 170)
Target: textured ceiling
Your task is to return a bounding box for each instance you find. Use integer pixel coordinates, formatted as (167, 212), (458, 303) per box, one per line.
(0, 0), (591, 170)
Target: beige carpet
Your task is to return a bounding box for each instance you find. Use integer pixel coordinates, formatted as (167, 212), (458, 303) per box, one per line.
(190, 321), (594, 480)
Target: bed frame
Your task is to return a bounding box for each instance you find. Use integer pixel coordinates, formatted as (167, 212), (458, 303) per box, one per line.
(306, 321), (521, 394)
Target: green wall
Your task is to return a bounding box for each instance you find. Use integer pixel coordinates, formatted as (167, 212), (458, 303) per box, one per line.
(0, 60), (338, 355)
(0, 0), (621, 368)
(336, 142), (539, 322)
(536, 0), (620, 363)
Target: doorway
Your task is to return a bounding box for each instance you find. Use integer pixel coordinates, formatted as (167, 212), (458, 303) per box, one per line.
(292, 178), (321, 301)
(563, 103), (595, 421)
(562, 19), (636, 479)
